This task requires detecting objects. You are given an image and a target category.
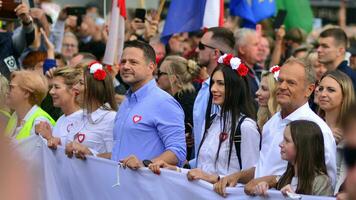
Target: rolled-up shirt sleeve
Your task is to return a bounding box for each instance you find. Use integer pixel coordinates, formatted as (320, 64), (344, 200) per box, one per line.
(155, 98), (186, 167)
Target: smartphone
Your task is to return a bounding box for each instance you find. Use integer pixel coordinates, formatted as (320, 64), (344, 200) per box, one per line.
(273, 10), (287, 30)
(134, 8), (146, 23)
(0, 0), (22, 21)
(66, 7), (86, 16)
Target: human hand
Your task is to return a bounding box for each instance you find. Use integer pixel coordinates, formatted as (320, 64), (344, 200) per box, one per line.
(244, 178), (264, 196)
(254, 181), (269, 197)
(14, 3), (31, 24)
(213, 172), (240, 197)
(280, 184), (295, 196)
(40, 28), (55, 58)
(45, 67), (57, 79)
(144, 19), (159, 40)
(120, 155), (143, 170)
(130, 18), (145, 36)
(65, 142), (74, 158)
(35, 121), (52, 140)
(47, 137), (61, 149)
(336, 192), (348, 200)
(332, 128), (343, 144)
(275, 25), (286, 41)
(148, 160), (177, 175)
(71, 142), (92, 160)
(187, 168), (207, 181)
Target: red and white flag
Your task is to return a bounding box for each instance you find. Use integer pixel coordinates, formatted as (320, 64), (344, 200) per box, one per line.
(103, 0), (126, 65)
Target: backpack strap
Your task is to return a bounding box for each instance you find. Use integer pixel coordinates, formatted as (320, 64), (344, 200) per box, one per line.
(234, 115), (247, 171)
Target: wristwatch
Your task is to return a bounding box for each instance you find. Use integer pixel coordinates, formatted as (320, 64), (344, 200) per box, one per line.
(142, 159), (152, 167)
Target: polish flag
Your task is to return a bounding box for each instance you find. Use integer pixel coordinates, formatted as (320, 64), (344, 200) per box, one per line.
(103, 0), (126, 65)
(161, 0), (224, 43)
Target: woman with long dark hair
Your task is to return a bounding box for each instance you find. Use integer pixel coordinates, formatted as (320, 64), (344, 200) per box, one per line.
(148, 54), (260, 184)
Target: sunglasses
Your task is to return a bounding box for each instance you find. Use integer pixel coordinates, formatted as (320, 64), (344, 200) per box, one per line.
(198, 41), (224, 54)
(157, 69), (168, 77)
(344, 146), (356, 168)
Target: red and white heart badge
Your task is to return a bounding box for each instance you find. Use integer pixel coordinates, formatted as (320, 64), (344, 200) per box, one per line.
(132, 115), (142, 124)
(75, 133), (86, 143)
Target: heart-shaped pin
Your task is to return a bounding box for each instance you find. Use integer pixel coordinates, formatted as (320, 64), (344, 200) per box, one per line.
(76, 133), (85, 143)
(133, 115), (142, 124)
(219, 132), (228, 142)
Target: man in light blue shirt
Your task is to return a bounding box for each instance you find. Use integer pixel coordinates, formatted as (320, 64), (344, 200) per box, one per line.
(191, 27), (235, 165)
(111, 40), (186, 168)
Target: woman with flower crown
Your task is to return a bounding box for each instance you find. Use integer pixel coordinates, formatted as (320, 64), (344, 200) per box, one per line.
(148, 54), (261, 184)
(36, 61), (117, 159)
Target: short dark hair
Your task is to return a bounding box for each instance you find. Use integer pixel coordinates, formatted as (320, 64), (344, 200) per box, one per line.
(124, 40), (156, 64)
(208, 27), (235, 53)
(320, 28), (348, 48)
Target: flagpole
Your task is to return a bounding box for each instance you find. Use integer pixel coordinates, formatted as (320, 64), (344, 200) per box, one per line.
(157, 0), (165, 20)
(103, 0), (107, 22)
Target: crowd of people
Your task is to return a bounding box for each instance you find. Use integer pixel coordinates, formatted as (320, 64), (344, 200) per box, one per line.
(1, 1), (356, 199)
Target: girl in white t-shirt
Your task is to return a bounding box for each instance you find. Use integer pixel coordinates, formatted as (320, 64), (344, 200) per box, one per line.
(65, 61), (117, 159)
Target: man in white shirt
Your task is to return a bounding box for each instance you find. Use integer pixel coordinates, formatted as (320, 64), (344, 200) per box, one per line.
(214, 57), (336, 197)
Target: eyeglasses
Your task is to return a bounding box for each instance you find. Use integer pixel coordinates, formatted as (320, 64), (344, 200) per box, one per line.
(157, 69), (168, 77)
(198, 41), (224, 54)
(63, 43), (78, 48)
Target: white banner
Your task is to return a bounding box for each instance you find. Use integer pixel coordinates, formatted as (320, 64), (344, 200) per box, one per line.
(18, 136), (336, 200)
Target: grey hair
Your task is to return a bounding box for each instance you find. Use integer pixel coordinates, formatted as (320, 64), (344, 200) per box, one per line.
(235, 28), (257, 48)
(63, 31), (78, 44)
(284, 57), (316, 85)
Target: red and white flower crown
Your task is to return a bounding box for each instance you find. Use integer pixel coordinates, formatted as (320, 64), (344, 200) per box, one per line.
(88, 61), (107, 81)
(269, 65), (280, 81)
(217, 54), (249, 77)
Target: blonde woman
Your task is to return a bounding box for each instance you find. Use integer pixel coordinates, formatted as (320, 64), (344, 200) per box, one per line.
(255, 70), (279, 130)
(0, 75), (10, 131)
(317, 70), (355, 194)
(35, 67), (83, 148)
(5, 70), (55, 140)
(157, 55), (200, 160)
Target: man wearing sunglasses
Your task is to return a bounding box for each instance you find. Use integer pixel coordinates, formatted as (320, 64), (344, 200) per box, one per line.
(190, 27), (235, 167)
(338, 103), (356, 200)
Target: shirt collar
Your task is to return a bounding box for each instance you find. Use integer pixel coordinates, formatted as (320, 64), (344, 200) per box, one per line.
(278, 102), (310, 122)
(126, 79), (156, 102)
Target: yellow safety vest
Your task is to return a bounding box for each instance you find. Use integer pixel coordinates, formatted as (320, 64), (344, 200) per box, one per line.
(5, 107), (56, 140)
